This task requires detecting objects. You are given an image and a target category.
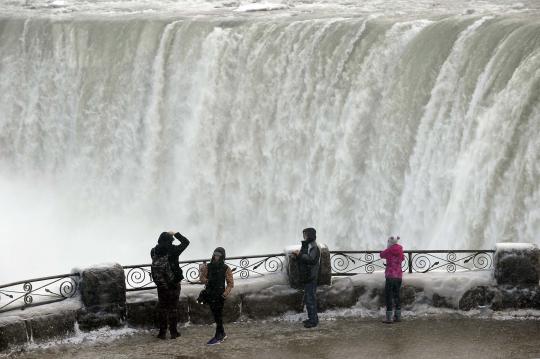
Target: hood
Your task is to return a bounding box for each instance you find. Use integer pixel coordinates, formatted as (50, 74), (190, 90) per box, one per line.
(158, 232), (174, 244)
(211, 247), (226, 263)
(302, 227), (316, 242)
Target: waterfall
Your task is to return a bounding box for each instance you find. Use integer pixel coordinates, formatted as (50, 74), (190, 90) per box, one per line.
(0, 12), (538, 281)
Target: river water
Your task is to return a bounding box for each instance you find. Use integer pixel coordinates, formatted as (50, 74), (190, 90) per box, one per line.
(0, 0), (539, 282)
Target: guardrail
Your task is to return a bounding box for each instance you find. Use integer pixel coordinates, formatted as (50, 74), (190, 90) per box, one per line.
(330, 250), (495, 276)
(123, 253), (286, 291)
(0, 249), (495, 311)
(0, 273), (80, 314)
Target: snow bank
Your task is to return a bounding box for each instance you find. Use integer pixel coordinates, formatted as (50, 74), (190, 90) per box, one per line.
(349, 271), (495, 308)
(495, 243), (538, 251)
(234, 2), (288, 12)
(0, 298), (81, 324)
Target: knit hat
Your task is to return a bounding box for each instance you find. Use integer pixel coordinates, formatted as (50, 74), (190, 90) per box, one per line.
(388, 235), (400, 246)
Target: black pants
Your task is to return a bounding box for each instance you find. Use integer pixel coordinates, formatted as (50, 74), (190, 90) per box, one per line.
(156, 283), (180, 333)
(385, 278), (402, 311)
(209, 296), (225, 338)
(303, 281), (318, 324)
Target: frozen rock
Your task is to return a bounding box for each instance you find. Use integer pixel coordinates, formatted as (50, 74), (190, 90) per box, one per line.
(242, 285), (303, 319)
(285, 244), (331, 289)
(78, 263), (126, 331)
(187, 293), (241, 324)
(125, 295), (188, 328)
(492, 285), (540, 310)
(0, 320), (27, 351)
(458, 286), (498, 310)
(28, 310), (77, 341)
(494, 243), (540, 286)
(317, 278), (357, 311)
(432, 293), (454, 308)
(79, 263), (126, 307)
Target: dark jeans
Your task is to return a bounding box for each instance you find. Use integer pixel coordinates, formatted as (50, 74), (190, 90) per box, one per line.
(156, 283), (181, 333)
(209, 296), (225, 338)
(385, 278), (402, 311)
(303, 281), (318, 324)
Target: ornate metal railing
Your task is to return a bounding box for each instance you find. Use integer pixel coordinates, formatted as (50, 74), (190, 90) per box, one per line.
(123, 253), (285, 292)
(0, 273), (80, 314)
(330, 250), (495, 276)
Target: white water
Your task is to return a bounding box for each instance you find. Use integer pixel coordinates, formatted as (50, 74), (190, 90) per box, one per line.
(0, 1), (539, 282)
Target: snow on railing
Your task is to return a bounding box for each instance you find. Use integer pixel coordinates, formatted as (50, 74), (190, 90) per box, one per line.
(330, 250), (495, 276)
(123, 253), (285, 291)
(0, 273), (79, 314)
(0, 250), (495, 311)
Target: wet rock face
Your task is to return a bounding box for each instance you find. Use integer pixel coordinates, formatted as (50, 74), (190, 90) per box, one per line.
(459, 286), (498, 310)
(354, 284), (417, 309)
(433, 293), (454, 309)
(126, 297), (189, 328)
(494, 245), (540, 286)
(80, 264), (126, 307)
(0, 321), (27, 352)
(0, 310), (78, 351)
(317, 278), (357, 311)
(28, 311), (77, 341)
(492, 285), (540, 310)
(78, 264), (127, 331)
(187, 294), (241, 325)
(286, 244), (331, 289)
(77, 305), (125, 331)
(242, 285), (303, 319)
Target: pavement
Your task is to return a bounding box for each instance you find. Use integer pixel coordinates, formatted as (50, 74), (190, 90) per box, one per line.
(6, 317), (540, 359)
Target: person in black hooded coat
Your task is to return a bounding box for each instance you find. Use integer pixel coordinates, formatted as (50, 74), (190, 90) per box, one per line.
(293, 227), (320, 328)
(150, 231), (190, 339)
(199, 247), (234, 345)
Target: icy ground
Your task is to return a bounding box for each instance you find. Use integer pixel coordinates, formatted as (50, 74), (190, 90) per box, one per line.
(4, 310), (540, 359)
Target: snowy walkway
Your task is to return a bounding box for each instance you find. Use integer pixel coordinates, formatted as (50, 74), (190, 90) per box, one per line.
(6, 317), (540, 359)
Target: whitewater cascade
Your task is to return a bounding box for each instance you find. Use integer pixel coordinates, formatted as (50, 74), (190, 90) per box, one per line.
(0, 11), (539, 281)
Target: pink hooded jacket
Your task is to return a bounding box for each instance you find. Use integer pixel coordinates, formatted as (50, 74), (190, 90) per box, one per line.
(380, 244), (404, 279)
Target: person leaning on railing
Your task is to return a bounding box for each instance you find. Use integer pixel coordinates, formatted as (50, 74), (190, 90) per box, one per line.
(380, 235), (404, 324)
(150, 231), (190, 339)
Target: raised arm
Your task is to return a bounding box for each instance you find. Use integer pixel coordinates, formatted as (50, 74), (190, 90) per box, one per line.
(172, 232), (190, 256)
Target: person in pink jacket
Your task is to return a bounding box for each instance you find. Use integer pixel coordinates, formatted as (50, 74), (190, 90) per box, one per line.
(380, 236), (404, 324)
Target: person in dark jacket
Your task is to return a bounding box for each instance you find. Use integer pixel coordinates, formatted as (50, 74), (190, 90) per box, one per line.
(199, 247), (234, 345)
(293, 227), (320, 328)
(150, 231), (190, 339)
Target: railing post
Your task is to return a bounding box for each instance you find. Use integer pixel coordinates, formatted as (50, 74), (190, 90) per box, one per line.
(408, 252), (413, 273)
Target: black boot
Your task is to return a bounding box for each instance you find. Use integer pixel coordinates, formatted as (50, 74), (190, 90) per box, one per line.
(169, 310), (180, 339)
(157, 309), (168, 339)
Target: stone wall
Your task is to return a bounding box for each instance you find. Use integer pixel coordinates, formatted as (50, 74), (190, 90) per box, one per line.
(2, 243), (540, 352)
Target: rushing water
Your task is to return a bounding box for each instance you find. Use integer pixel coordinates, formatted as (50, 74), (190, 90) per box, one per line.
(0, 0), (539, 281)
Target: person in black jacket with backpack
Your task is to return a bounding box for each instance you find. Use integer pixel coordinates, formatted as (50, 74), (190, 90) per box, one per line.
(292, 227), (320, 328)
(150, 231), (190, 339)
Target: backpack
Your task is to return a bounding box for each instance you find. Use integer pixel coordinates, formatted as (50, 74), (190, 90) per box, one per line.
(151, 252), (175, 287)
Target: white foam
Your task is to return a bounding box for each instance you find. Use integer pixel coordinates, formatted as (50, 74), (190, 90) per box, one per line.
(495, 243), (538, 251)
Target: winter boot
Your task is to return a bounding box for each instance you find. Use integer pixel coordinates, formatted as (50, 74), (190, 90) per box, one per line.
(169, 310), (180, 339)
(393, 310), (401, 322)
(382, 311), (393, 324)
(157, 309), (168, 339)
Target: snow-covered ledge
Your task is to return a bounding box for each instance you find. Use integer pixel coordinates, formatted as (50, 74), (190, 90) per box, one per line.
(494, 243), (540, 286)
